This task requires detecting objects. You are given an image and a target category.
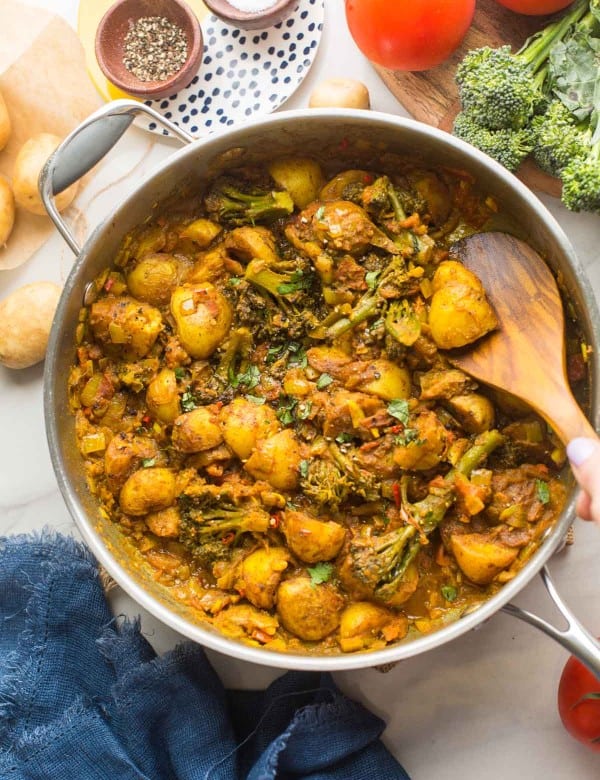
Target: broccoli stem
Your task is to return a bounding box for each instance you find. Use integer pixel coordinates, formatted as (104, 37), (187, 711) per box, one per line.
(245, 263), (289, 297)
(409, 429), (505, 534)
(518, 0), (590, 74)
(388, 185), (407, 222)
(325, 293), (380, 339)
(215, 327), (253, 384)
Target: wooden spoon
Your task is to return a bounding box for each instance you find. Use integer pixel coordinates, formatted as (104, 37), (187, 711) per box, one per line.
(447, 231), (596, 445)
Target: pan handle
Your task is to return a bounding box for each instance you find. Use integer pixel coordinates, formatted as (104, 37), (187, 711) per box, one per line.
(39, 99), (195, 256)
(503, 565), (600, 680)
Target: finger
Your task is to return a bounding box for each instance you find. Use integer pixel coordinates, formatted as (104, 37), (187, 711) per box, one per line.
(575, 489), (592, 522)
(566, 437), (600, 527)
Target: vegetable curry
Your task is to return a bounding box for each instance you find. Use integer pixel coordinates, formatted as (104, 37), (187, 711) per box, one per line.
(69, 154), (583, 655)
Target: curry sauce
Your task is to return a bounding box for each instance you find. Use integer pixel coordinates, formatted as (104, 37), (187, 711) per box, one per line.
(68, 157), (578, 655)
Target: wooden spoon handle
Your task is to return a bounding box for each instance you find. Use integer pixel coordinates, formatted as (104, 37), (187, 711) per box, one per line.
(535, 383), (597, 445)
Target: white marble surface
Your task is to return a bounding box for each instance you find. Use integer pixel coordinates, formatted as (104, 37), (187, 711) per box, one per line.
(2, 1), (600, 776)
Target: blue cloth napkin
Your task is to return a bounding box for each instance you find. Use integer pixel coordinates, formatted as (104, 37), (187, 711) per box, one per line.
(0, 532), (411, 780)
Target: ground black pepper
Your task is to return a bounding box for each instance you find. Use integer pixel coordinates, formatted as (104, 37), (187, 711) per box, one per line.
(123, 16), (188, 82)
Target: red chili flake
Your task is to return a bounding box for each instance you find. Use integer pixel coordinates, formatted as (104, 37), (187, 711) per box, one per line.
(339, 137), (349, 150)
(269, 514), (281, 529)
(103, 277), (114, 292)
(363, 173), (374, 184)
(392, 482), (401, 509)
(221, 532), (236, 546)
(141, 414), (152, 426)
(389, 424), (403, 434)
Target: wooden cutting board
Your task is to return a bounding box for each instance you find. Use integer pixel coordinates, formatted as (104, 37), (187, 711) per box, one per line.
(374, 0), (562, 197)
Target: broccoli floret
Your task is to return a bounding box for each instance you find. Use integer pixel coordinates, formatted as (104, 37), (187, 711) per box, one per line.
(322, 254), (419, 340)
(328, 442), (381, 502)
(300, 458), (352, 511)
(343, 430), (505, 603)
(530, 100), (589, 177)
(560, 135), (600, 214)
(214, 326), (254, 386)
(240, 256), (323, 341)
(299, 443), (381, 510)
(205, 177), (294, 226)
(455, 1), (590, 130)
(453, 112), (534, 172)
(178, 487), (271, 560)
(349, 525), (421, 602)
(244, 258), (312, 298)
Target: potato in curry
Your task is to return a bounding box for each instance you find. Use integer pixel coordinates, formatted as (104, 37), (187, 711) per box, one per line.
(68, 155), (582, 655)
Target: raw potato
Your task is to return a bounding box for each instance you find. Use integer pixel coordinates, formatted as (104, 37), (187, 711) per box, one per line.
(0, 89), (10, 151)
(13, 133), (79, 216)
(0, 176), (15, 246)
(0, 282), (61, 369)
(309, 78), (370, 109)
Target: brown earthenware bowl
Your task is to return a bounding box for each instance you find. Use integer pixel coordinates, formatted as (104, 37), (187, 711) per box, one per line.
(203, 0), (298, 30)
(95, 0), (204, 100)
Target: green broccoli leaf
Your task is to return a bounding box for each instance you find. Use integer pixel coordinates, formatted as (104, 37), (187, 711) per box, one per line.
(550, 33), (600, 128)
(441, 585), (458, 602)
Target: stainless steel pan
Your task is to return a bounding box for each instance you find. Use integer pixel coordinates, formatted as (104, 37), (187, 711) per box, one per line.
(42, 100), (600, 674)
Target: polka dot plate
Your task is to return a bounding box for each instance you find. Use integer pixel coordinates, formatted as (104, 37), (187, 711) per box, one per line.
(142, 0), (324, 137)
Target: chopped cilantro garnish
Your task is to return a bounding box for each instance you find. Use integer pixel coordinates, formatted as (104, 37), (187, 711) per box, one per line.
(299, 459), (310, 479)
(536, 480), (550, 505)
(276, 270), (310, 295)
(230, 364), (260, 390)
(228, 276), (242, 286)
(336, 432), (354, 444)
(277, 395), (298, 425)
(307, 561), (333, 587)
(441, 585), (457, 602)
(317, 373), (334, 390)
(141, 458), (156, 468)
(174, 367), (186, 381)
(387, 398), (410, 425)
(394, 428), (421, 446)
(246, 394), (266, 405)
(315, 205), (325, 221)
(181, 391), (198, 412)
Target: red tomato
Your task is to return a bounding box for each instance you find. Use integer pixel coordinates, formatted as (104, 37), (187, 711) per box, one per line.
(344, 0), (476, 72)
(493, 0), (575, 14)
(558, 652), (600, 752)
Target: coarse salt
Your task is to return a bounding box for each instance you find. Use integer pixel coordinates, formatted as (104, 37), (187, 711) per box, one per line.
(227, 0), (280, 12)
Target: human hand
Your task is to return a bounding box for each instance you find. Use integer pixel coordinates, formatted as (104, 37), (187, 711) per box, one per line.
(566, 437), (600, 527)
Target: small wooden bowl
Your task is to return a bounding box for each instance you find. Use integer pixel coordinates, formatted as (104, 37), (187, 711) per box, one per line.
(203, 0), (298, 30)
(95, 0), (204, 100)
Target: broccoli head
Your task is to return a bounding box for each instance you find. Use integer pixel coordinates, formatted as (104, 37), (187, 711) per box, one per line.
(347, 525), (421, 603)
(205, 177), (294, 226)
(322, 254), (419, 341)
(299, 443), (382, 511)
(178, 486), (271, 561)
(456, 46), (540, 131)
(453, 112), (534, 172)
(240, 256), (323, 341)
(342, 429), (505, 603)
(531, 101), (589, 177)
(300, 457), (352, 511)
(560, 137), (600, 214)
(455, 2), (589, 131)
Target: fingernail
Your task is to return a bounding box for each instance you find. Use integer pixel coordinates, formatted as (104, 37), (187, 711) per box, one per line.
(566, 437), (597, 467)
